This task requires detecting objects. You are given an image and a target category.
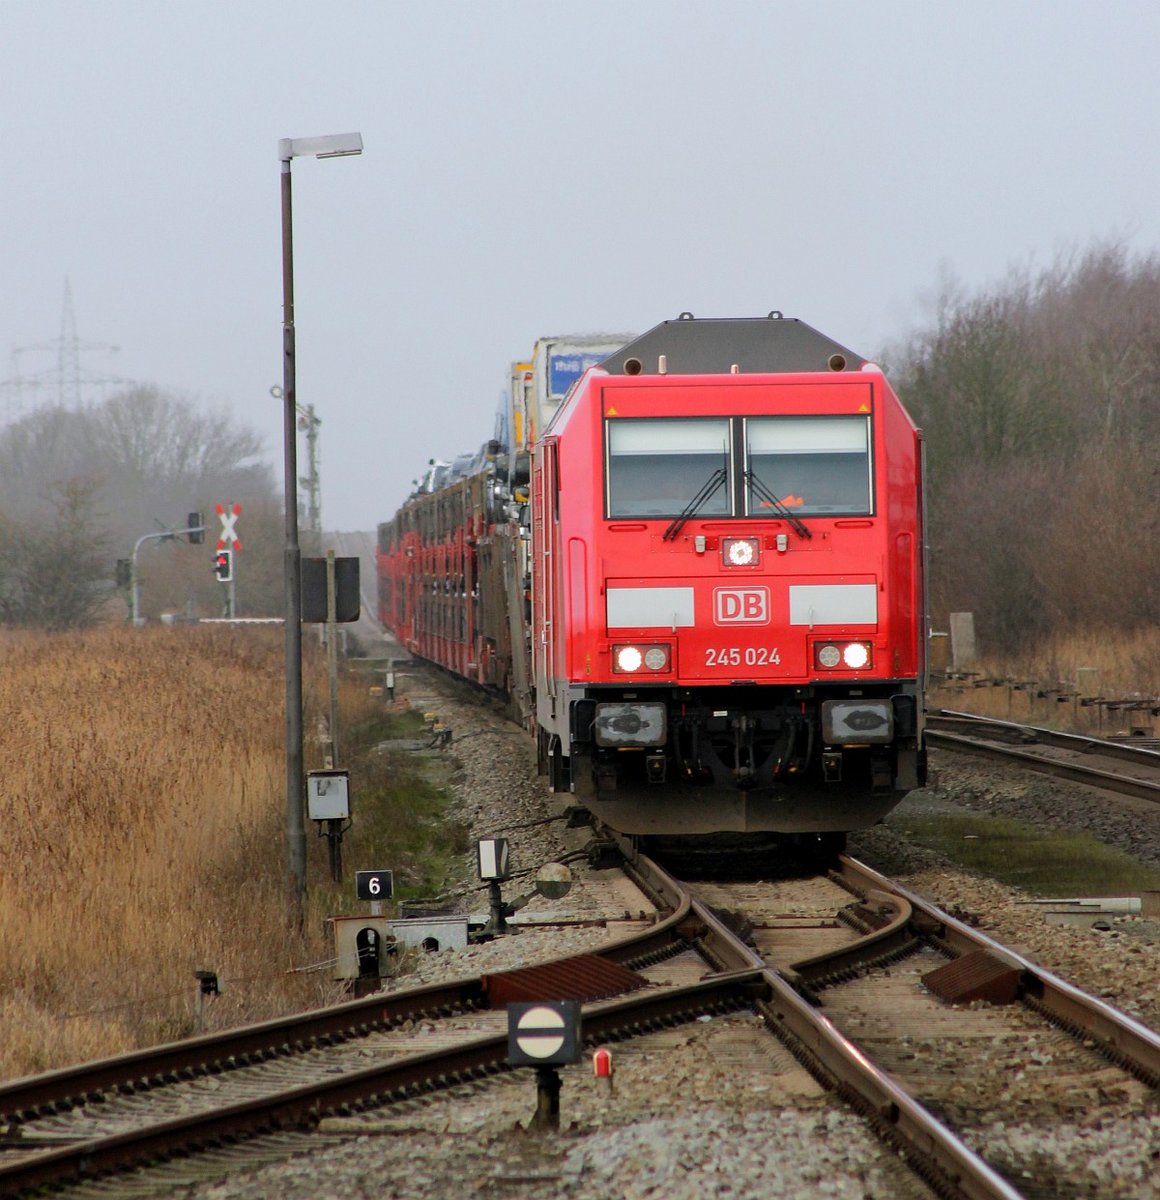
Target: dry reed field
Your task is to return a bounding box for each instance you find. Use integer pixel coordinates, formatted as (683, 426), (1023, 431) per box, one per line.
(4, 623), (1151, 1081)
(0, 625), (363, 1079)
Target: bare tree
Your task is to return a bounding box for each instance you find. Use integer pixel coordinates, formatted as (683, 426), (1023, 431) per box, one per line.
(895, 241), (1160, 653)
(85, 386), (272, 545)
(0, 480), (111, 630)
(0, 386), (283, 624)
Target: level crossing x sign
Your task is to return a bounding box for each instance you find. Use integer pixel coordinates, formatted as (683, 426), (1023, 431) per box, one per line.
(216, 502), (242, 552)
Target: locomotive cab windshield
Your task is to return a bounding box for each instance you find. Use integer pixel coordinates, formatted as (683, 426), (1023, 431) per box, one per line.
(604, 412), (874, 521)
(745, 415), (872, 516)
(607, 418), (729, 518)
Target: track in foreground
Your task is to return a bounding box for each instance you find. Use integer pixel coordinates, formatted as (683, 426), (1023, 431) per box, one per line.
(4, 844), (1160, 1199)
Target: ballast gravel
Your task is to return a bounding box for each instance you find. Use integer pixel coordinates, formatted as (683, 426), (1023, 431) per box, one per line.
(170, 680), (1160, 1200)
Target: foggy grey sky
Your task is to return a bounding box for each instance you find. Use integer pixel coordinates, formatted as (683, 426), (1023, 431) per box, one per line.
(3, 2), (1158, 532)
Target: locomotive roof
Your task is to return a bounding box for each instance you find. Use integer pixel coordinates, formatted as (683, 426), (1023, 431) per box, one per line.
(599, 313), (867, 376)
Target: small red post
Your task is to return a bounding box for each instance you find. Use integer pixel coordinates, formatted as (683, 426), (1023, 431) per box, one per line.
(593, 1046), (614, 1096)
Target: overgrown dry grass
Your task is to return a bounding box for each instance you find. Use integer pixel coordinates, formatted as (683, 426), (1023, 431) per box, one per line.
(12, 624), (1150, 1080)
(931, 628), (1160, 734)
(0, 626), (390, 1079)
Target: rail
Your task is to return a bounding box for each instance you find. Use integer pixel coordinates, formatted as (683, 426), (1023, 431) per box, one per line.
(926, 709), (1160, 804)
(6, 843), (1159, 1198)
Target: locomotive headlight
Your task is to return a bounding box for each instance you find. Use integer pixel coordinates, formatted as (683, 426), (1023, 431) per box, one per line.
(842, 642), (870, 669)
(612, 643), (672, 673)
(814, 641), (873, 671)
(722, 537), (760, 567)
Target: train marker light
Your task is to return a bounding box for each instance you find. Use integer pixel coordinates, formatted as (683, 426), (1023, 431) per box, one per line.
(723, 536), (760, 567)
(644, 646), (668, 670)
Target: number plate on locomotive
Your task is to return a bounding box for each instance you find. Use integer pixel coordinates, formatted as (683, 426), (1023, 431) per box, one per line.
(704, 646), (781, 667)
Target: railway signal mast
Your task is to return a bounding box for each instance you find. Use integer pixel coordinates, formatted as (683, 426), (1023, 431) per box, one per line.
(129, 511), (206, 625)
(214, 503), (242, 617)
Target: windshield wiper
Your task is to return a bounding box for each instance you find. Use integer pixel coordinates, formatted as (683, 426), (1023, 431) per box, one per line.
(745, 470), (811, 539)
(662, 467), (727, 541)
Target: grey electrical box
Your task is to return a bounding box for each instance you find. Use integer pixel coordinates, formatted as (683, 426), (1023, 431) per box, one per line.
(307, 770), (350, 820)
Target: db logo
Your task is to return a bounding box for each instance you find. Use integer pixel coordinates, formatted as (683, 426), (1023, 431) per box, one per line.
(714, 587), (770, 625)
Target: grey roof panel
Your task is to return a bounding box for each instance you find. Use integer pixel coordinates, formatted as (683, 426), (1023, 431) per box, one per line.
(599, 314), (866, 376)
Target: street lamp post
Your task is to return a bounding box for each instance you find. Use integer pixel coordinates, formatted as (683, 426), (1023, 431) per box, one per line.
(279, 131), (362, 925)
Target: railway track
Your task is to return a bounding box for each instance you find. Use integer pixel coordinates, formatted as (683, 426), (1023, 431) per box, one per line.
(926, 709), (1160, 804)
(5, 835), (1160, 1199)
(697, 860), (1160, 1198)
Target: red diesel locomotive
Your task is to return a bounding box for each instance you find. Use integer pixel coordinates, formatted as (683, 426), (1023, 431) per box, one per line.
(378, 314), (927, 844)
